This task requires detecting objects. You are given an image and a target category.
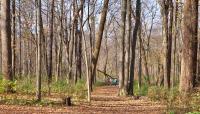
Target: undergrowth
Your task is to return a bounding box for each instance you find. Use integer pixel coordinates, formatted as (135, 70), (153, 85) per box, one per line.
(0, 75), (87, 105)
(148, 86), (200, 113)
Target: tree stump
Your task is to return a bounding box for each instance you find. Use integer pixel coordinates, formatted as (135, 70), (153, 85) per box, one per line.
(63, 97), (72, 106)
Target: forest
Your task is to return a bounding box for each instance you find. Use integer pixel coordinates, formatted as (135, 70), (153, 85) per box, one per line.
(0, 0), (199, 113)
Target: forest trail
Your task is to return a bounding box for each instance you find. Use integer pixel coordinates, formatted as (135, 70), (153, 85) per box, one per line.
(0, 86), (166, 114)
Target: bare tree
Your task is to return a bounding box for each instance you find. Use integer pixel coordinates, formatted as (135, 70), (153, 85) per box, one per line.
(91, 0), (109, 91)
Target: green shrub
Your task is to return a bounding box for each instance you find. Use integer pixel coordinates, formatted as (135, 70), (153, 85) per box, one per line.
(148, 86), (167, 101)
(74, 80), (87, 99)
(51, 79), (72, 95)
(16, 79), (34, 94)
(94, 81), (107, 87)
(187, 112), (200, 114)
(51, 79), (86, 99)
(0, 79), (17, 93)
(134, 80), (149, 96)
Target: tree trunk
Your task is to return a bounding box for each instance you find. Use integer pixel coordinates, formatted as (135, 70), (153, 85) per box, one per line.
(129, 0), (141, 95)
(159, 0), (173, 89)
(12, 0), (16, 78)
(1, 0), (13, 91)
(119, 0), (127, 96)
(124, 0), (131, 92)
(18, 0), (22, 77)
(47, 0), (54, 95)
(172, 0), (179, 87)
(180, 0), (198, 93)
(76, 0), (84, 81)
(56, 0), (64, 81)
(89, 0), (96, 85)
(36, 0), (43, 101)
(138, 25), (142, 90)
(198, 33), (200, 84)
(91, 0), (109, 91)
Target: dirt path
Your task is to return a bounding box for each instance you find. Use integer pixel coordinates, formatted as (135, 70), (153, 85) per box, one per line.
(0, 86), (166, 114)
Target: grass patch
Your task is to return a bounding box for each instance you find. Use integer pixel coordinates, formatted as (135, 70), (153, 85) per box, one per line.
(134, 80), (149, 96)
(0, 96), (58, 106)
(147, 86), (200, 113)
(94, 81), (107, 87)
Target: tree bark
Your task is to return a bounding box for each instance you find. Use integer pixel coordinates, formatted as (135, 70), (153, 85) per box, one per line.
(1, 0), (13, 86)
(36, 0), (43, 101)
(138, 25), (142, 89)
(159, 0), (173, 89)
(12, 0), (16, 78)
(180, 0), (198, 93)
(124, 0), (131, 92)
(47, 0), (54, 94)
(128, 0), (141, 95)
(18, 0), (22, 77)
(119, 0), (127, 96)
(172, 0), (179, 87)
(91, 0), (109, 91)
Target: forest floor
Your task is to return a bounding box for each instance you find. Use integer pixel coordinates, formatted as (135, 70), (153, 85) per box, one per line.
(0, 86), (167, 114)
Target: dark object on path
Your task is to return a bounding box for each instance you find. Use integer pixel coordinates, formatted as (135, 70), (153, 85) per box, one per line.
(63, 97), (72, 106)
(133, 96), (140, 100)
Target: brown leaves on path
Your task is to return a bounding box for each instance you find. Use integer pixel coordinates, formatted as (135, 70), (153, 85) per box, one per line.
(0, 86), (166, 114)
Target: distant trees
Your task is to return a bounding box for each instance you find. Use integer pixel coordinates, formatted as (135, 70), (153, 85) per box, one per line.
(180, 0), (198, 93)
(1, 0), (13, 92)
(0, 0), (199, 102)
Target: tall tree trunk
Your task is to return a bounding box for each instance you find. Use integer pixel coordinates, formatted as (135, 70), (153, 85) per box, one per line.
(1, 0), (13, 91)
(129, 0), (141, 95)
(180, 0), (198, 93)
(167, 0), (173, 88)
(12, 0), (16, 78)
(159, 0), (173, 89)
(197, 33), (200, 84)
(124, 0), (131, 91)
(36, 0), (42, 101)
(75, 0), (84, 83)
(172, 0), (179, 87)
(198, 33), (200, 84)
(68, 1), (76, 80)
(18, 0), (22, 77)
(89, 0), (96, 85)
(140, 38), (150, 84)
(56, 0), (64, 81)
(91, 0), (109, 91)
(76, 0), (84, 81)
(47, 0), (54, 95)
(119, 0), (127, 96)
(138, 25), (142, 89)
